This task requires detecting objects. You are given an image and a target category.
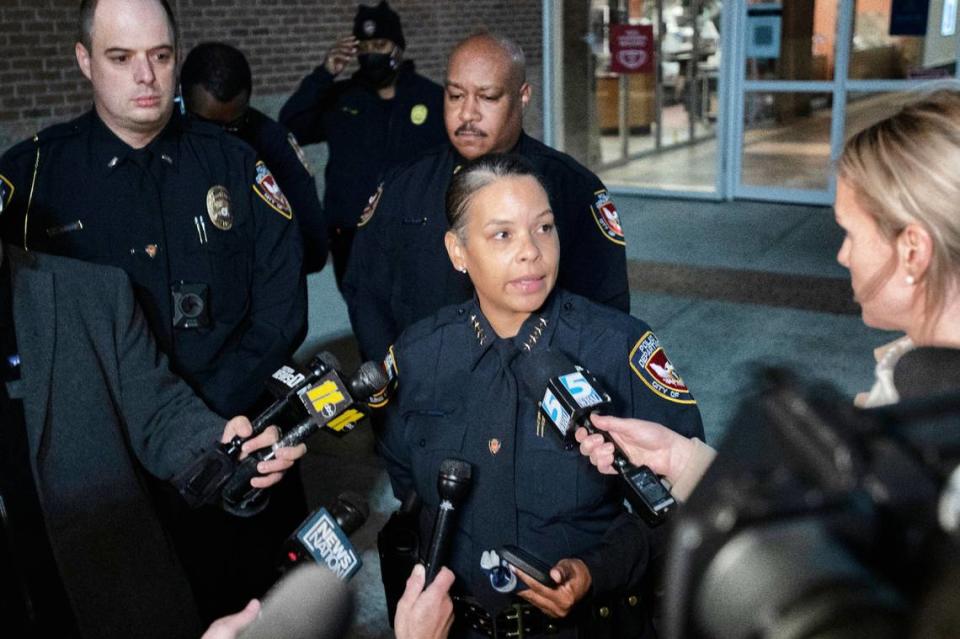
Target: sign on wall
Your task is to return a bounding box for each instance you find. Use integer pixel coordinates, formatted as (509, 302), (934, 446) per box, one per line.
(609, 24), (654, 74)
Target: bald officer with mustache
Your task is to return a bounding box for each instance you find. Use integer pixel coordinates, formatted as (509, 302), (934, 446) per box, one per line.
(342, 32), (629, 361)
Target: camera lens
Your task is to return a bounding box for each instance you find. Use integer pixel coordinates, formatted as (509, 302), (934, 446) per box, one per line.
(179, 292), (204, 318)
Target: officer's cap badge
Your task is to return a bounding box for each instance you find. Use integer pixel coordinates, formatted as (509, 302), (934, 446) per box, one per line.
(253, 161), (293, 219)
(358, 183), (383, 227)
(410, 104), (428, 126)
(363, 19), (377, 36)
(206, 185), (233, 231)
(591, 189), (625, 246)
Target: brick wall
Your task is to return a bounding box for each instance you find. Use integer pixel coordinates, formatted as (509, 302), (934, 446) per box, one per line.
(0, 0), (544, 150)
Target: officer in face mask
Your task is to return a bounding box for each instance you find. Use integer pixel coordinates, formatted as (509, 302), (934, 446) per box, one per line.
(280, 0), (446, 290)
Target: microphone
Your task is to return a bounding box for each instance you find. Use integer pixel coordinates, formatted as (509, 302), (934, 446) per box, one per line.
(521, 349), (676, 526)
(423, 458), (473, 585)
(237, 563), (352, 639)
(175, 352), (340, 508)
(282, 492), (370, 581)
(221, 360), (390, 512)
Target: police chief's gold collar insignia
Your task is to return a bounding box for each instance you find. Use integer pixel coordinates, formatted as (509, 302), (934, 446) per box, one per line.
(206, 186), (233, 230)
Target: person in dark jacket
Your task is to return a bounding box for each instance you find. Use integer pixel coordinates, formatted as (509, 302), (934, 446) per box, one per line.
(180, 42), (328, 272)
(343, 33), (629, 362)
(0, 242), (305, 639)
(279, 0), (446, 288)
(378, 154), (702, 638)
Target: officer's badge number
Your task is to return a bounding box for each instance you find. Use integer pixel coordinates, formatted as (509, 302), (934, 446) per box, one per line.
(0, 174), (14, 215)
(253, 161), (293, 219)
(591, 189), (625, 246)
(629, 331), (695, 405)
(206, 186), (233, 231)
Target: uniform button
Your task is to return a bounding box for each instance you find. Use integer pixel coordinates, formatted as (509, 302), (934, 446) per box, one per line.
(419, 438), (426, 447)
(599, 606), (610, 618)
(546, 623), (557, 633)
(457, 308), (465, 315)
(627, 595), (638, 607)
(563, 301), (573, 311)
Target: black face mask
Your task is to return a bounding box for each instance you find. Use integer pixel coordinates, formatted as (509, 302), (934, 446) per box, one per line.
(357, 51), (400, 88)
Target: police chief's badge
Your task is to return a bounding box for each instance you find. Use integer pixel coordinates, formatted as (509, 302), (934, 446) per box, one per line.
(629, 331), (696, 405)
(591, 189), (625, 246)
(358, 183), (383, 227)
(287, 132), (313, 176)
(410, 104), (428, 126)
(0, 174), (14, 215)
(363, 19), (376, 36)
(253, 161), (293, 219)
(206, 185), (233, 231)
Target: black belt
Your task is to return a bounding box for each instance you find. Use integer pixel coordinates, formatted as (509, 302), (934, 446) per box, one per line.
(453, 596), (570, 638)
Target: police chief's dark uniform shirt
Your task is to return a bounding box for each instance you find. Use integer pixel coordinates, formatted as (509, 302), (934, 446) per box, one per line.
(228, 107), (328, 272)
(342, 132), (631, 360)
(379, 289), (702, 633)
(0, 111), (306, 417)
(279, 60), (446, 229)
(0, 254), (79, 638)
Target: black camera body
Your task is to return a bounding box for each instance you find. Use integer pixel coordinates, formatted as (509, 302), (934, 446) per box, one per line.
(171, 281), (210, 329)
(663, 368), (960, 639)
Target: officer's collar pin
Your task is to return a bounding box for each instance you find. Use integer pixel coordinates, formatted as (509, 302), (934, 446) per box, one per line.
(107, 156), (119, 168)
(469, 314), (487, 347)
(522, 317), (548, 352)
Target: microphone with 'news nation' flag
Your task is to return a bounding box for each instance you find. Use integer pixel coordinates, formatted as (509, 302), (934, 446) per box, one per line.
(282, 492), (369, 581)
(221, 360), (389, 512)
(423, 458), (473, 585)
(175, 352), (341, 508)
(522, 349), (676, 526)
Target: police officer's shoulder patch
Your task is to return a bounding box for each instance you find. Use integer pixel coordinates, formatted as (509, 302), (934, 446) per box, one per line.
(0, 174), (14, 215)
(287, 132), (313, 176)
(252, 160), (293, 219)
(358, 183), (383, 227)
(591, 189), (625, 246)
(629, 331), (696, 405)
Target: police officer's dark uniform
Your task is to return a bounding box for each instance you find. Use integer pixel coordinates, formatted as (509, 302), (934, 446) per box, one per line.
(279, 6), (446, 287)
(224, 106), (328, 273)
(0, 109), (307, 621)
(343, 133), (631, 361)
(379, 289), (704, 638)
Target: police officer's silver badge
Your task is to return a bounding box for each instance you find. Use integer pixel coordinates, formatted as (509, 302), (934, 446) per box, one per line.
(206, 185), (233, 231)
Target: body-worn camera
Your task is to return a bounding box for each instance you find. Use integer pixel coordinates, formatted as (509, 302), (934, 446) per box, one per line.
(171, 281), (210, 329)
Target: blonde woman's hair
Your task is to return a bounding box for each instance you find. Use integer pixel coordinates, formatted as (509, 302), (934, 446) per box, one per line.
(839, 87), (960, 324)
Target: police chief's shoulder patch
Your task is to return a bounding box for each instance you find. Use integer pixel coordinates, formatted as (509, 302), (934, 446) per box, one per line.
(358, 183), (383, 227)
(629, 331), (695, 404)
(287, 132), (313, 176)
(0, 174), (14, 215)
(591, 189), (625, 246)
(253, 161), (293, 219)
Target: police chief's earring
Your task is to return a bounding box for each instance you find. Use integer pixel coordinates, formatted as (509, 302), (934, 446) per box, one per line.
(459, 266), (467, 274)
(905, 274), (916, 285)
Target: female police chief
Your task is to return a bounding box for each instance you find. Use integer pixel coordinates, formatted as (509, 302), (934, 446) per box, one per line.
(377, 154), (704, 638)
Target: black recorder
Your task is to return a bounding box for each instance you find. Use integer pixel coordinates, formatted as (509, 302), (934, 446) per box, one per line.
(499, 545), (556, 587)
(171, 281), (210, 329)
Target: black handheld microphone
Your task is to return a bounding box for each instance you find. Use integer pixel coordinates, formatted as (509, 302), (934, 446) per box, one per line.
(521, 349), (676, 526)
(174, 352), (340, 508)
(221, 361), (389, 512)
(282, 492), (370, 581)
(423, 458), (473, 585)
(237, 564), (352, 639)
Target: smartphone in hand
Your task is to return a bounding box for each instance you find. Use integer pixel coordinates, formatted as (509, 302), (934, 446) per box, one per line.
(499, 545), (557, 587)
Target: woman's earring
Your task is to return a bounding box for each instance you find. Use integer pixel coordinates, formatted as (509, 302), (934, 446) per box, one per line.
(458, 266), (467, 273)
(905, 274), (916, 285)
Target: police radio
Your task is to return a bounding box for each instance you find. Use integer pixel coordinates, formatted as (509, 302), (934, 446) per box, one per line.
(523, 349), (676, 526)
(221, 360), (390, 512)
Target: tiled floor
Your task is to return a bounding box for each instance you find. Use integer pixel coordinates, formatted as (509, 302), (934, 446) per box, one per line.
(294, 193), (895, 638)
